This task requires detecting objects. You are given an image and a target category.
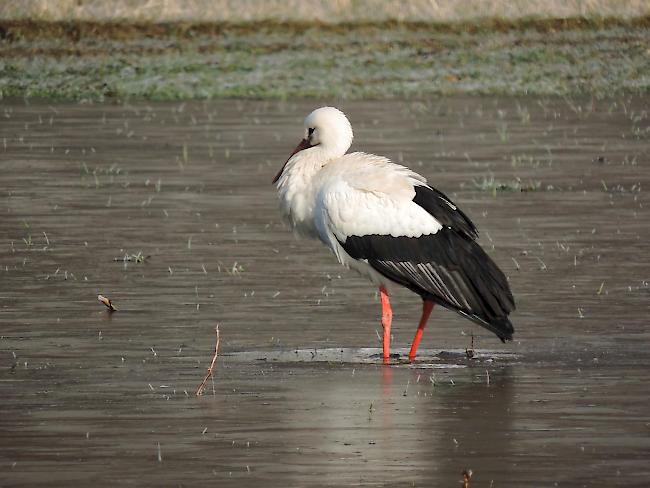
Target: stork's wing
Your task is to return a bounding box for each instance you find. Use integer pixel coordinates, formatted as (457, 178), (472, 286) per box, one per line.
(412, 184), (478, 240)
(341, 231), (515, 341)
(314, 157), (443, 246)
(315, 157), (514, 341)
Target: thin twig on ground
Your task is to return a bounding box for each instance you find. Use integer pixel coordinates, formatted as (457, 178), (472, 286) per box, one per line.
(195, 325), (220, 396)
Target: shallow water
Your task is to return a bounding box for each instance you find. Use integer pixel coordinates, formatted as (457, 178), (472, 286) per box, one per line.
(1, 97), (649, 486)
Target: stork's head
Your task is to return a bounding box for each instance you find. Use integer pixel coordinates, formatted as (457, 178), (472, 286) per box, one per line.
(273, 107), (353, 183)
(303, 107), (353, 157)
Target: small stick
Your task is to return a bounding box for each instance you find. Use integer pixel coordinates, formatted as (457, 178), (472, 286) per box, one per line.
(196, 325), (220, 396)
(465, 333), (475, 358)
(462, 469), (473, 488)
(97, 294), (116, 311)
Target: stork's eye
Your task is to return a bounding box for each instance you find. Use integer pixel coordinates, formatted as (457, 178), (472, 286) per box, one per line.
(308, 127), (315, 136)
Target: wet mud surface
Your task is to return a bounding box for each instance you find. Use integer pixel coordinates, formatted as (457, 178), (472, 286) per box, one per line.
(1, 97), (649, 486)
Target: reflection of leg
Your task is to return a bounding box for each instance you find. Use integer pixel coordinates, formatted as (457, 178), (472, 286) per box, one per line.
(379, 286), (392, 364)
(380, 361), (393, 397)
(408, 300), (435, 362)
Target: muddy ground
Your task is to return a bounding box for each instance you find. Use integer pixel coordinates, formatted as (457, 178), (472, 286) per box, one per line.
(1, 97), (649, 486)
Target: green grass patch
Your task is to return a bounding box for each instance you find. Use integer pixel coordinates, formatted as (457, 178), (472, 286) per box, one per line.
(472, 176), (543, 194)
(1, 18), (649, 100)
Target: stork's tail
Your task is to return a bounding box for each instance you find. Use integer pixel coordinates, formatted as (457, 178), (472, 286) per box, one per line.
(469, 313), (514, 343)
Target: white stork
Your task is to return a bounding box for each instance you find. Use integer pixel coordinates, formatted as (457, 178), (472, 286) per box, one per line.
(273, 107), (515, 363)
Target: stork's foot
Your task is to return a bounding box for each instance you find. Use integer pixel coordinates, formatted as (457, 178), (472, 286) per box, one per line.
(370, 352), (403, 361)
(371, 352), (400, 363)
(408, 343), (421, 362)
(383, 353), (400, 365)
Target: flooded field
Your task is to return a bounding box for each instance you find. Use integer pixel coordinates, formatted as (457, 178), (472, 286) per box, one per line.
(1, 97), (649, 486)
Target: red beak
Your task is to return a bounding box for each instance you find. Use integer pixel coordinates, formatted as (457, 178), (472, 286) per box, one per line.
(272, 138), (312, 184)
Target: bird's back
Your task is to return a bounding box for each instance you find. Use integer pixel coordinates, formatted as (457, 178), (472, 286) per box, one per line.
(317, 152), (426, 199)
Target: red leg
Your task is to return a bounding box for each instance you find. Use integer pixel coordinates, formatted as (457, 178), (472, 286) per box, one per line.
(408, 300), (435, 362)
(379, 286), (392, 364)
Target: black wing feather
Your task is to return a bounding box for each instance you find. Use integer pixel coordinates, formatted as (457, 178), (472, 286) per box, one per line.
(413, 185), (478, 240)
(340, 230), (515, 341)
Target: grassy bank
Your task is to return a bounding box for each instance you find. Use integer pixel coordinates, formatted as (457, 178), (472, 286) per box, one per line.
(1, 18), (649, 100)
